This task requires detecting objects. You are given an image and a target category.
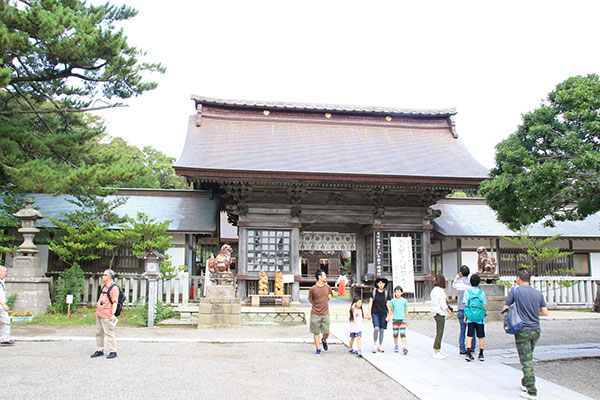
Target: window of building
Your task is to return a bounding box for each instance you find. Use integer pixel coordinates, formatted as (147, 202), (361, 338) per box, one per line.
(301, 258), (309, 276)
(381, 232), (423, 273)
(319, 259), (329, 275)
(247, 230), (291, 272)
(572, 253), (590, 276)
(431, 254), (442, 275)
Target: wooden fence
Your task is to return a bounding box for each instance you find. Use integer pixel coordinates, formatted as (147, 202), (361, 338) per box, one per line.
(49, 273), (204, 307)
(498, 276), (599, 308)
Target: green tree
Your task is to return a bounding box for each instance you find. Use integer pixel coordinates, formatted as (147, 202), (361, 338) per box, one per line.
(480, 74), (600, 230)
(502, 234), (573, 276)
(0, 0), (164, 193)
(91, 136), (185, 189)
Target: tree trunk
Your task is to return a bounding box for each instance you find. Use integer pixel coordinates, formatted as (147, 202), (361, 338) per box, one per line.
(594, 283), (600, 313)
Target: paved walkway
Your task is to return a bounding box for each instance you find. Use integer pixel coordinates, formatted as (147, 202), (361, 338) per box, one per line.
(329, 323), (593, 400)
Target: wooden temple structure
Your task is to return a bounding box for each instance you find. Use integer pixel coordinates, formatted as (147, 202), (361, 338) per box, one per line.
(174, 96), (488, 302)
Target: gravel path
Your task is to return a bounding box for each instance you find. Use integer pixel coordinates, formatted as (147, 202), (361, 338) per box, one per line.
(406, 318), (600, 350)
(508, 358), (600, 400)
(1, 341), (417, 400)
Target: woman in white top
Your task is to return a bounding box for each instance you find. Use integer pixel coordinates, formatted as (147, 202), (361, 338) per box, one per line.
(430, 274), (453, 359)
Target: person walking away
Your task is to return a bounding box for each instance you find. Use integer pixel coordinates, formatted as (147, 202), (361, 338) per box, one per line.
(336, 274), (348, 296)
(367, 277), (392, 353)
(91, 269), (119, 359)
(453, 265), (475, 355)
(387, 286), (409, 355)
(430, 274), (453, 359)
(463, 274), (487, 362)
(348, 296), (364, 356)
(503, 268), (548, 400)
(0, 266), (15, 346)
(309, 269), (332, 355)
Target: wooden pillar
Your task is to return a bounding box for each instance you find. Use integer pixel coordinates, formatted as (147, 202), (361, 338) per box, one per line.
(237, 226), (248, 299)
(290, 225), (300, 302)
(356, 231), (366, 284)
(422, 230), (431, 276)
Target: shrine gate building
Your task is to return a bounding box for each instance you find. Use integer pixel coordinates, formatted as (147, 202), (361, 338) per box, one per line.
(174, 96), (488, 302)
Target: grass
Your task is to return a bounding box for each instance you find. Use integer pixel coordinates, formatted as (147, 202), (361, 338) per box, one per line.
(15, 306), (148, 328)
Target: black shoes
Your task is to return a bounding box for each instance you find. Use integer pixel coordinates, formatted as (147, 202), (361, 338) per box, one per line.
(107, 352), (118, 359)
(478, 350), (485, 361)
(1, 340), (15, 345)
(90, 351), (104, 358)
(465, 350), (475, 361)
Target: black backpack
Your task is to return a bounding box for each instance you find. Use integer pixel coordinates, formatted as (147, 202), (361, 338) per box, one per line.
(101, 283), (126, 317)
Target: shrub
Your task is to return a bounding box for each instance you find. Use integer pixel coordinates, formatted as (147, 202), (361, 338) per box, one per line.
(49, 263), (85, 314)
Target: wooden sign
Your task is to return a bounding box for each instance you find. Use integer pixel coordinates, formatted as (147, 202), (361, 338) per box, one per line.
(391, 236), (415, 293)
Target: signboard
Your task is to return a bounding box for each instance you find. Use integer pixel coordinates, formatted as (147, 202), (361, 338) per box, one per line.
(283, 274), (295, 284)
(375, 230), (382, 276)
(391, 236), (415, 293)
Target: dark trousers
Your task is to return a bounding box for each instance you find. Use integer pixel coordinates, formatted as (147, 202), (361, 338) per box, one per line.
(457, 310), (475, 352)
(515, 329), (541, 396)
(433, 314), (445, 350)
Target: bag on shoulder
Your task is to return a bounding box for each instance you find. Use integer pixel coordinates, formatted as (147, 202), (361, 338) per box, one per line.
(464, 288), (486, 323)
(102, 283), (126, 317)
(502, 287), (524, 334)
(372, 288), (388, 300)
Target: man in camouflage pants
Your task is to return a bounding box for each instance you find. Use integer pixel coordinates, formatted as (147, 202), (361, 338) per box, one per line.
(503, 268), (548, 400)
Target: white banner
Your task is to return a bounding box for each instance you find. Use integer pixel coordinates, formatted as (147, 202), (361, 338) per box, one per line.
(391, 237), (415, 293)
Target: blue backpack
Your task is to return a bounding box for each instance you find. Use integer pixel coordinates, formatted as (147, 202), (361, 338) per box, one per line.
(465, 288), (486, 323)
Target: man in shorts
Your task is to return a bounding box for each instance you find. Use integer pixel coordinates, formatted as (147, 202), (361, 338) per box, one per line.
(308, 269), (332, 355)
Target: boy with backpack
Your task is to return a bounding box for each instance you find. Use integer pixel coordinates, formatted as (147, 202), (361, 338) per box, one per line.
(463, 274), (487, 361)
(91, 269), (125, 359)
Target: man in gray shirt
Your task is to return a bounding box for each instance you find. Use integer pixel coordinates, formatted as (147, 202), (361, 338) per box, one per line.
(503, 268), (548, 400)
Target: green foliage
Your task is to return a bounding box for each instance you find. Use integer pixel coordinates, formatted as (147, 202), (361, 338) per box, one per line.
(0, 190), (25, 254)
(340, 258), (352, 275)
(481, 74), (600, 230)
(140, 300), (175, 325)
(6, 293), (17, 309)
(49, 263), (85, 314)
(502, 233), (573, 275)
(48, 194), (126, 266)
(91, 136), (185, 189)
(0, 0), (164, 194)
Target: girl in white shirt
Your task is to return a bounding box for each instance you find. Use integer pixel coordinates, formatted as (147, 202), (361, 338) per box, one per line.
(430, 274), (453, 359)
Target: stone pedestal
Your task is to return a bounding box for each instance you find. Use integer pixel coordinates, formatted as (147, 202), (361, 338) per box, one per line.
(197, 284), (241, 328)
(480, 283), (505, 321)
(7, 256), (51, 316)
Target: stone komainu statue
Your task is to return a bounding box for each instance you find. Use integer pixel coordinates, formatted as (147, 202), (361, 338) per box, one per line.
(476, 246), (497, 274)
(208, 244), (234, 274)
(274, 269), (284, 295)
(258, 269), (269, 295)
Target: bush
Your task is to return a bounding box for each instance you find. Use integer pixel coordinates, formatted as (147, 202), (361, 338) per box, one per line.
(49, 263), (85, 314)
(6, 293), (17, 309)
(132, 299), (175, 325)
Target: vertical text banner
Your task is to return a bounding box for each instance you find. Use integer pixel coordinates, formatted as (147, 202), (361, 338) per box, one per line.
(391, 237), (415, 293)
(375, 230), (382, 276)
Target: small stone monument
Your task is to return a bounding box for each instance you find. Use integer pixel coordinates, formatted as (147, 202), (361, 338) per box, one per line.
(198, 244), (241, 328)
(6, 198), (51, 316)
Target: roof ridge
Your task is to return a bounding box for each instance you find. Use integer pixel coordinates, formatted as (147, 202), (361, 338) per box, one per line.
(191, 95), (457, 117)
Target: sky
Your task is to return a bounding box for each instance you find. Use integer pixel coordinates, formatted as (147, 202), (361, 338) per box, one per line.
(96, 0), (600, 169)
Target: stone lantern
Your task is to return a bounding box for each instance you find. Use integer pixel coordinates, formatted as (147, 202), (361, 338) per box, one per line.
(137, 250), (165, 328)
(7, 198), (51, 315)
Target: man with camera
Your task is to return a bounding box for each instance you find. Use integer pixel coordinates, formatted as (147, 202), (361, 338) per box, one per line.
(453, 265), (475, 355)
(91, 269), (119, 359)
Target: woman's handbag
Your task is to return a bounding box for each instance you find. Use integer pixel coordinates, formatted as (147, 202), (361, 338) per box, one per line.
(501, 286), (524, 334)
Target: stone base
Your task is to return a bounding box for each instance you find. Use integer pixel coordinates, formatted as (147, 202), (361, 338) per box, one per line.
(5, 277), (51, 316)
(198, 285), (242, 328)
(480, 283), (506, 321)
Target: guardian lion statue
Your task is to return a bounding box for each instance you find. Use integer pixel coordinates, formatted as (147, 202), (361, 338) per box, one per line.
(476, 246), (497, 274)
(207, 244), (234, 274)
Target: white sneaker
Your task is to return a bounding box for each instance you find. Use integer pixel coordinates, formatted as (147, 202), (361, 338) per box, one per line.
(520, 392), (537, 399)
(432, 352), (447, 359)
(372, 344), (378, 353)
(521, 386), (528, 392)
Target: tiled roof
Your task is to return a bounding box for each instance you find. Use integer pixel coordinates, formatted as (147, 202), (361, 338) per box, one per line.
(176, 114), (489, 180)
(23, 190), (218, 233)
(191, 95), (457, 117)
(433, 198), (600, 238)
